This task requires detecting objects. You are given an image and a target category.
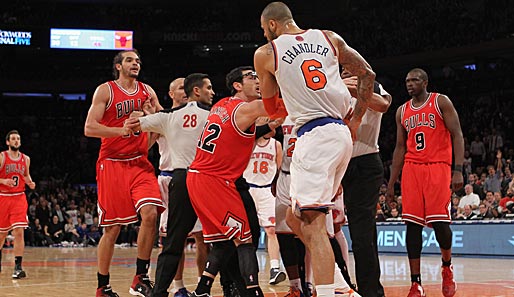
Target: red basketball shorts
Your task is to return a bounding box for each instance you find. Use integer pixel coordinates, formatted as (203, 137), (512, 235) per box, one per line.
(401, 162), (452, 226)
(187, 170), (252, 243)
(96, 156), (163, 227)
(0, 193), (28, 232)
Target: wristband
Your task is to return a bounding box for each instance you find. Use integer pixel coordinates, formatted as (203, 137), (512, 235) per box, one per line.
(453, 165), (462, 172)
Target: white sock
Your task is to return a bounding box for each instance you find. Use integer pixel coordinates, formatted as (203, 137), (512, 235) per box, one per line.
(270, 259), (280, 269)
(334, 265), (350, 290)
(315, 284), (335, 297)
(173, 279), (185, 289)
(289, 278), (303, 292)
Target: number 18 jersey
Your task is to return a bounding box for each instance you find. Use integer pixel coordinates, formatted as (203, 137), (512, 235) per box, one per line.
(401, 93), (452, 165)
(271, 29), (351, 128)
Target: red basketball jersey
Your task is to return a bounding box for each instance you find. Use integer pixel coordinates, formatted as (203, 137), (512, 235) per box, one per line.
(98, 81), (151, 160)
(0, 151), (27, 194)
(191, 97), (255, 181)
(401, 93), (452, 165)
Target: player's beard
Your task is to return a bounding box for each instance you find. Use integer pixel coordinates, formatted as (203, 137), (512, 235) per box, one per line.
(9, 145), (20, 151)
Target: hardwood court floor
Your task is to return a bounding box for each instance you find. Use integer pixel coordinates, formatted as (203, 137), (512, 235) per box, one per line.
(0, 246), (513, 296)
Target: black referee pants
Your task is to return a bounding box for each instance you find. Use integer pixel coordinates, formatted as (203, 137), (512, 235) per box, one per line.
(153, 169), (197, 297)
(342, 153), (385, 297)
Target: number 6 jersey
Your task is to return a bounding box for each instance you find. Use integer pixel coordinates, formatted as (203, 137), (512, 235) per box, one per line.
(271, 29), (351, 129)
(400, 92), (452, 165)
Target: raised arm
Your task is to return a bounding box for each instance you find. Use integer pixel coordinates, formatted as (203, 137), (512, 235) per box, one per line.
(326, 31), (375, 118)
(84, 83), (130, 138)
(254, 44), (287, 119)
(438, 94), (464, 191)
(387, 106), (407, 205)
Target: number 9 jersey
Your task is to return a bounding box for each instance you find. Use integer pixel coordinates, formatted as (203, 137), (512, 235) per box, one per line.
(400, 92), (452, 165)
(271, 29), (351, 129)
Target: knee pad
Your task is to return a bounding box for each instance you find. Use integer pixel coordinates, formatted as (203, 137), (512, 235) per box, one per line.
(237, 243), (259, 287)
(406, 223), (423, 259)
(204, 240), (235, 276)
(432, 222), (452, 250)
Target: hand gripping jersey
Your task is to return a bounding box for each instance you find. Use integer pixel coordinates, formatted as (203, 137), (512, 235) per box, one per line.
(271, 29), (352, 129)
(400, 93), (452, 165)
(0, 151), (27, 195)
(98, 80), (151, 160)
(190, 97), (255, 181)
(243, 138), (278, 186)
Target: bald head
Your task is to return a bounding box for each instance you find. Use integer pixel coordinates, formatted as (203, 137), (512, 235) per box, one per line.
(261, 1), (293, 23)
(168, 77), (187, 108)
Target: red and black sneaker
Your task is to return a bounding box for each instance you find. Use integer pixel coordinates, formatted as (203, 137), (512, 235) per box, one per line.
(129, 274), (154, 296)
(442, 265), (457, 297)
(96, 285), (119, 297)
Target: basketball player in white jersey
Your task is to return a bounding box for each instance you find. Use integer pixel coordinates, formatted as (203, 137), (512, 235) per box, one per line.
(125, 73), (214, 297)
(254, 2), (375, 296)
(242, 119), (285, 285)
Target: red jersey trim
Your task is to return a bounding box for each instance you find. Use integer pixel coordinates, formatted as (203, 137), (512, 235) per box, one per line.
(0, 192), (25, 196)
(113, 80), (140, 96)
(320, 30), (337, 57)
(409, 93), (433, 111)
(434, 93), (444, 119)
(231, 102), (255, 138)
(106, 82), (114, 110)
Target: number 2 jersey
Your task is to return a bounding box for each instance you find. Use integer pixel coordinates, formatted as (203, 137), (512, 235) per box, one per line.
(98, 80), (152, 161)
(190, 97), (255, 181)
(400, 92), (452, 165)
(271, 29), (351, 128)
(0, 151), (27, 195)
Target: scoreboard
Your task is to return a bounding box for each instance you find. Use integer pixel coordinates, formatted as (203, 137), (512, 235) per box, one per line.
(50, 28), (133, 50)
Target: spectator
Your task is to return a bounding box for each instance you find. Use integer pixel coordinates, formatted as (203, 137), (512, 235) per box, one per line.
(44, 215), (64, 245)
(66, 203), (79, 226)
(28, 198), (38, 221)
(498, 188), (514, 215)
(458, 184), (480, 214)
(455, 205), (476, 220)
(451, 196), (460, 220)
(52, 203), (68, 224)
(64, 217), (81, 244)
(484, 165), (502, 194)
(476, 203), (493, 219)
(36, 198), (52, 227)
(28, 218), (45, 247)
(470, 136), (486, 169)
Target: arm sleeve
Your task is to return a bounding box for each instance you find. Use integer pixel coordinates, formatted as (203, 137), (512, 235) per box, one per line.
(139, 113), (167, 134)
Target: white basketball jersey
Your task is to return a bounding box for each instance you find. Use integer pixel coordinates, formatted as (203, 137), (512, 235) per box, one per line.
(272, 29), (351, 129)
(139, 101), (209, 169)
(280, 116), (296, 172)
(243, 138), (278, 186)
